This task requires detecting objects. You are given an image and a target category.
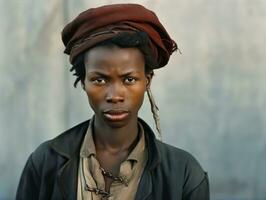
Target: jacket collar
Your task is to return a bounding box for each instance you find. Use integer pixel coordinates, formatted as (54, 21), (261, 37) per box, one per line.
(50, 118), (161, 169)
(138, 118), (161, 170)
(51, 120), (89, 159)
(50, 118), (161, 199)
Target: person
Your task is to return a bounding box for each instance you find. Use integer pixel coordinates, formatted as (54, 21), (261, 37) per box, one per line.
(16, 3), (209, 200)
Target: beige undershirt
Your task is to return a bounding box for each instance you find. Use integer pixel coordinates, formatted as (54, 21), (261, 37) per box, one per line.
(77, 119), (147, 200)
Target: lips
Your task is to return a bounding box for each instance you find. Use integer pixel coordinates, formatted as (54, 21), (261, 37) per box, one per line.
(103, 110), (129, 122)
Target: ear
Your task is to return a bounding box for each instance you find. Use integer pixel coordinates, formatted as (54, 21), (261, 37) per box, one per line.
(145, 71), (154, 89)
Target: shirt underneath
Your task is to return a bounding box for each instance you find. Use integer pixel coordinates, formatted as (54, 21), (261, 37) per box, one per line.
(77, 118), (147, 200)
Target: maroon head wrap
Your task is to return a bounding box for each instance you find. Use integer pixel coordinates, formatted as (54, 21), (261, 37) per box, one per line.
(62, 3), (178, 69)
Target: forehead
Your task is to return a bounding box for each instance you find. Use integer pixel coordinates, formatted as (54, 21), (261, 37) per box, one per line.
(84, 45), (145, 73)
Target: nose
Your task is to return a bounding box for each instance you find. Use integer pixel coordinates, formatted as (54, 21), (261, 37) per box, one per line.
(105, 83), (124, 103)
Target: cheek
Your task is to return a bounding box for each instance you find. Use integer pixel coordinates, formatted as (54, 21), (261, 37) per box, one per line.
(128, 84), (146, 108)
(84, 86), (105, 109)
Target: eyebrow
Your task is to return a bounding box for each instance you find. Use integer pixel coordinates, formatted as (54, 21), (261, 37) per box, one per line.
(87, 70), (141, 77)
(87, 71), (108, 77)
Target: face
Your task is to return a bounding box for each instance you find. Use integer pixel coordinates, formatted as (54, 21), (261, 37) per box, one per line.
(82, 45), (152, 128)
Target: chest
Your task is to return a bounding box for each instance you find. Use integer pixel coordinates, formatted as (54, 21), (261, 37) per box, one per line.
(96, 150), (130, 191)
(96, 150), (129, 175)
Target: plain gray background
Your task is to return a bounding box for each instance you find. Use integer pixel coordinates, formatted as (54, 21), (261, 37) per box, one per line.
(1, 0), (265, 199)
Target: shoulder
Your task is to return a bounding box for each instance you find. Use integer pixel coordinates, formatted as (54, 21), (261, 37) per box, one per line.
(138, 118), (209, 197)
(156, 140), (202, 169)
(155, 140), (208, 193)
(30, 120), (89, 170)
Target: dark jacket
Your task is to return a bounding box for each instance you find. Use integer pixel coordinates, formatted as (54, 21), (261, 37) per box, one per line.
(16, 119), (209, 200)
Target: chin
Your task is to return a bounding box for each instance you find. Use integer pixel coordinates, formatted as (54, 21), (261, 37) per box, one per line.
(103, 117), (131, 129)
(106, 121), (128, 129)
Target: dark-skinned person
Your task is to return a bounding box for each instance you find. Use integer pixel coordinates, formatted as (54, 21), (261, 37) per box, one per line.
(16, 4), (209, 200)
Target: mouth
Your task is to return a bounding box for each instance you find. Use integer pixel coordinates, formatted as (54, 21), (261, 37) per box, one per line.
(103, 110), (130, 122)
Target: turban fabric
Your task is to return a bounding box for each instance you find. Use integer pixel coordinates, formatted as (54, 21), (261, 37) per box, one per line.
(62, 3), (178, 69)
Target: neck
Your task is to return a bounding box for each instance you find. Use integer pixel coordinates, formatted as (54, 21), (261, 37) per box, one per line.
(93, 117), (139, 153)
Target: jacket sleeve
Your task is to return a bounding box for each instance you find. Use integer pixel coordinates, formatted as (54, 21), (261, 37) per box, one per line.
(16, 154), (41, 200)
(183, 172), (210, 200)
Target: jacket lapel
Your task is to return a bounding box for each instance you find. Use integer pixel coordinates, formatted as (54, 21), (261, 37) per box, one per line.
(57, 156), (79, 199)
(51, 120), (90, 199)
(135, 118), (162, 200)
(135, 168), (152, 200)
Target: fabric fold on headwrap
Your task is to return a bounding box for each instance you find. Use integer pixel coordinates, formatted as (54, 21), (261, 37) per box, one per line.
(62, 3), (178, 69)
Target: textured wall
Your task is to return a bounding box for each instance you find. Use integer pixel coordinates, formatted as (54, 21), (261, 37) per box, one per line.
(0, 0), (265, 199)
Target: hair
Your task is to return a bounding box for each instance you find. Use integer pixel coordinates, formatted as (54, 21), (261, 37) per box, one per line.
(70, 31), (156, 87)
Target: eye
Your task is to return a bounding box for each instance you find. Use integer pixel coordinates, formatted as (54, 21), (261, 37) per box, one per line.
(124, 76), (137, 84)
(91, 78), (106, 85)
